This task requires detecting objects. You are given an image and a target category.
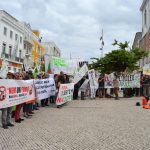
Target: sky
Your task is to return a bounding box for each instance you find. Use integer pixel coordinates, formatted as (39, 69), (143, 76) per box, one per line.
(0, 0), (142, 61)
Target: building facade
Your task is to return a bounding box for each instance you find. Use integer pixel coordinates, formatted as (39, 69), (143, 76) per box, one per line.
(43, 42), (61, 58)
(32, 30), (45, 66)
(0, 10), (24, 72)
(22, 22), (34, 70)
(138, 0), (150, 68)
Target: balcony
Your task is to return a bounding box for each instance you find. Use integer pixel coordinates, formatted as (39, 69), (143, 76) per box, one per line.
(1, 53), (9, 59)
(20, 58), (24, 63)
(15, 57), (24, 63)
(15, 57), (19, 62)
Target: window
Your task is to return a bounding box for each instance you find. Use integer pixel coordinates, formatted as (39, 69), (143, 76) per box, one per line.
(26, 48), (29, 54)
(10, 31), (13, 39)
(20, 36), (22, 43)
(8, 67), (11, 71)
(19, 50), (22, 58)
(24, 44), (26, 49)
(144, 9), (147, 25)
(9, 46), (12, 59)
(2, 43), (6, 54)
(15, 34), (18, 41)
(13, 68), (16, 73)
(3, 27), (7, 36)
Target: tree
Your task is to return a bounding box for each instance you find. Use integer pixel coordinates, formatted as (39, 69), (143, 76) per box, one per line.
(89, 40), (148, 74)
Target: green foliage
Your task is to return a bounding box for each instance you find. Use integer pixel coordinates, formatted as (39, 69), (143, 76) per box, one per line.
(89, 40), (148, 74)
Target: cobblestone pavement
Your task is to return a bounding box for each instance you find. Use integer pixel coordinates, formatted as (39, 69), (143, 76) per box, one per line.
(1, 97), (150, 150)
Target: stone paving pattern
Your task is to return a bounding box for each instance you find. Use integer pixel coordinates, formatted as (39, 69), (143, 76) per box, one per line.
(0, 97), (150, 150)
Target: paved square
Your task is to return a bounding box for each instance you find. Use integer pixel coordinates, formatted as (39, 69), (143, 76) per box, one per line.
(0, 97), (150, 150)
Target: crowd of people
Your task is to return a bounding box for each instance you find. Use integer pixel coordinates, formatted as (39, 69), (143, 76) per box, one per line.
(1, 69), (150, 129)
(97, 73), (150, 99)
(0, 70), (70, 129)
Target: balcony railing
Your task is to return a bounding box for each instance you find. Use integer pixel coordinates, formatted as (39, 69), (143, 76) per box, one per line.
(15, 57), (19, 62)
(1, 53), (24, 63)
(1, 53), (9, 59)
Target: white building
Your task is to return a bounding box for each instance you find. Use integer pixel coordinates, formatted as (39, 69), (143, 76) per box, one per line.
(42, 42), (61, 72)
(140, 0), (150, 37)
(43, 42), (61, 58)
(0, 10), (24, 72)
(139, 0), (150, 68)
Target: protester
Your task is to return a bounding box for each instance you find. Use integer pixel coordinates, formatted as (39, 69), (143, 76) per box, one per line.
(50, 74), (59, 104)
(14, 72), (24, 123)
(23, 72), (34, 118)
(73, 82), (80, 100)
(1, 71), (15, 129)
(63, 74), (70, 83)
(58, 71), (66, 85)
(113, 74), (119, 100)
(98, 75), (105, 98)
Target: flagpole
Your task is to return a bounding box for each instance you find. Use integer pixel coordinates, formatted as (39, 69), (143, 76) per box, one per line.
(100, 29), (104, 58)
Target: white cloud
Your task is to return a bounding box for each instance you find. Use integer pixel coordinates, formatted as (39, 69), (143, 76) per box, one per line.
(0, 0), (142, 61)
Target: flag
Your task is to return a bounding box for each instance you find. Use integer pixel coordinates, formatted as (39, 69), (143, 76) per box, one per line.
(33, 67), (38, 78)
(47, 63), (52, 74)
(0, 58), (8, 79)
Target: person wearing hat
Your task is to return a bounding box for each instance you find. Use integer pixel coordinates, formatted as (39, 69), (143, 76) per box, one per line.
(1, 70), (15, 129)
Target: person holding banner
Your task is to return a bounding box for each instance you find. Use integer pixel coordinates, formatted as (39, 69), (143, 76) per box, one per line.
(1, 71), (15, 129)
(14, 72), (24, 123)
(98, 75), (105, 98)
(113, 74), (119, 100)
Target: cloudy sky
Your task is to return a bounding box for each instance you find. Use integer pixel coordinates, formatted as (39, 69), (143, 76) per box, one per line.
(0, 0), (142, 61)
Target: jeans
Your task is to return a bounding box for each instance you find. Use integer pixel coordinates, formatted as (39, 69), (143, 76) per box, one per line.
(1, 107), (12, 126)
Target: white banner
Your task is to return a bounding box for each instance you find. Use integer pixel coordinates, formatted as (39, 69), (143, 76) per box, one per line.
(119, 74), (140, 88)
(88, 69), (98, 98)
(73, 64), (88, 84)
(0, 59), (8, 79)
(80, 79), (89, 92)
(34, 78), (56, 100)
(56, 83), (74, 106)
(104, 73), (141, 88)
(104, 73), (115, 88)
(0, 79), (35, 109)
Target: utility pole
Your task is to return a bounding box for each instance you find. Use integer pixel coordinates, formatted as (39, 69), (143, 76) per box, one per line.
(100, 29), (104, 58)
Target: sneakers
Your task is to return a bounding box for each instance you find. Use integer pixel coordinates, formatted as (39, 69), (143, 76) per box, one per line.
(2, 125), (8, 129)
(29, 111), (34, 114)
(15, 120), (21, 123)
(19, 118), (24, 121)
(7, 123), (14, 127)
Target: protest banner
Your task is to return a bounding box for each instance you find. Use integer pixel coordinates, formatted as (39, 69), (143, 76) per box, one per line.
(0, 59), (8, 79)
(51, 57), (78, 75)
(80, 79), (89, 92)
(88, 69), (98, 98)
(104, 73), (115, 88)
(0, 79), (35, 109)
(104, 73), (140, 88)
(51, 57), (68, 74)
(119, 74), (140, 88)
(34, 78), (56, 100)
(73, 64), (88, 84)
(56, 83), (74, 106)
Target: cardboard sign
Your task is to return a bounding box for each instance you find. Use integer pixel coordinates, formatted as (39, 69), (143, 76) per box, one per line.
(56, 83), (74, 106)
